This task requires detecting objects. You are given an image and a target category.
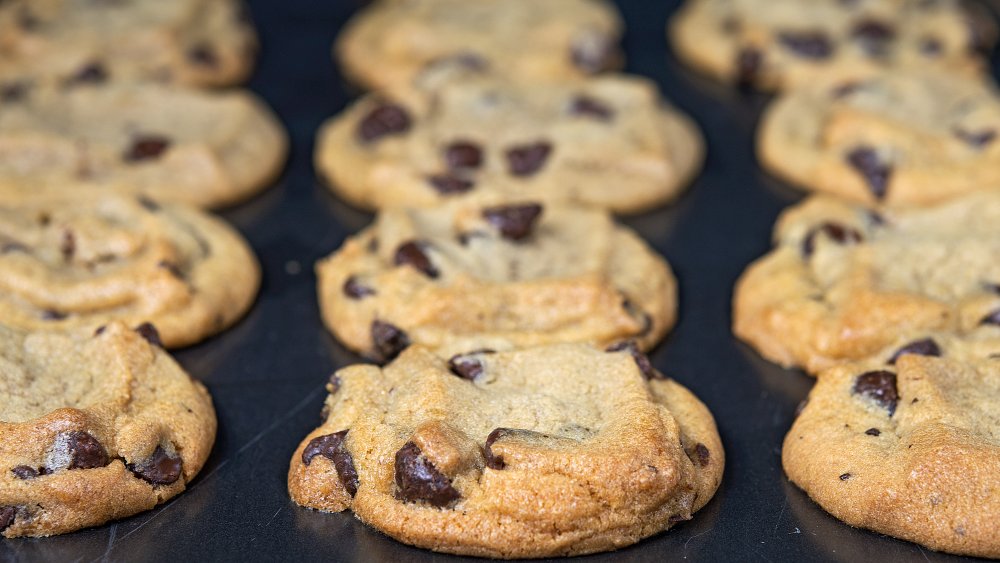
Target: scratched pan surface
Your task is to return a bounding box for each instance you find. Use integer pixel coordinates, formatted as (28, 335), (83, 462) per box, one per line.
(1, 1), (997, 561)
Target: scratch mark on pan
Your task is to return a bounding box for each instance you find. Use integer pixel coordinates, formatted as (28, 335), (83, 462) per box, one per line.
(683, 527), (712, 554)
(99, 524), (117, 561)
(772, 500), (787, 535)
(918, 546), (931, 562)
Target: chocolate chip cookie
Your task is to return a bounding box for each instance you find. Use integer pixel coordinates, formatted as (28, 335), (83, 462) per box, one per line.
(315, 73), (703, 214)
(335, 0), (622, 91)
(0, 81), (287, 209)
(733, 192), (1000, 374)
(758, 68), (1000, 206)
(0, 194), (260, 349)
(288, 343), (723, 558)
(783, 346), (1000, 558)
(669, 0), (995, 91)
(0, 321), (216, 537)
(0, 0), (256, 88)
(316, 201), (677, 361)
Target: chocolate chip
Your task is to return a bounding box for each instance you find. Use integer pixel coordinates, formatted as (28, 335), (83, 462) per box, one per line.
(853, 370), (899, 415)
(137, 196), (161, 212)
(188, 43), (218, 67)
(953, 128), (996, 148)
(686, 443), (711, 467)
(865, 428), (881, 436)
(444, 141), (483, 171)
(0, 81), (29, 102)
(846, 147), (891, 200)
(569, 95), (614, 120)
(887, 338), (941, 365)
(357, 103), (411, 143)
(0, 507), (14, 532)
(839, 473), (852, 481)
(481, 204), (543, 242)
(778, 31), (834, 59)
(60, 229), (76, 261)
(606, 341), (659, 380)
(11, 466), (40, 479)
(128, 446), (182, 485)
(393, 441), (460, 506)
(483, 428), (516, 470)
(571, 30), (614, 73)
(427, 174), (474, 195)
(371, 320), (410, 363)
(41, 309), (66, 321)
(65, 62), (108, 86)
(801, 222), (863, 257)
(851, 20), (895, 56)
(301, 430), (359, 496)
(134, 323), (163, 348)
(736, 47), (763, 89)
(505, 142), (552, 177)
(980, 308), (1000, 326)
(447, 350), (494, 380)
(65, 431), (109, 469)
(124, 135), (171, 162)
(393, 241), (439, 278)
(343, 275), (376, 299)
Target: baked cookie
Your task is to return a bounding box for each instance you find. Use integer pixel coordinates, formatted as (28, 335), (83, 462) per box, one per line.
(0, 194), (260, 349)
(0, 81), (287, 209)
(335, 0), (622, 91)
(758, 69), (1000, 206)
(0, 0), (256, 88)
(669, 0), (995, 91)
(314, 73), (703, 214)
(732, 192), (1000, 374)
(289, 343), (723, 558)
(0, 321), (216, 538)
(783, 345), (1000, 558)
(316, 201), (677, 361)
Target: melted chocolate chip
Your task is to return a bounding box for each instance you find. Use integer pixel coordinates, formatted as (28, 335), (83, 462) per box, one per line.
(570, 31), (614, 73)
(569, 95), (614, 120)
(980, 308), (1000, 326)
(778, 31), (834, 59)
(853, 370), (899, 415)
(839, 473), (852, 481)
(188, 43), (218, 67)
(0, 81), (29, 102)
(505, 142), (552, 177)
(394, 441), (460, 506)
(301, 430), (359, 496)
(736, 47), (763, 89)
(865, 428), (881, 436)
(357, 103), (411, 143)
(343, 275), (375, 299)
(65, 431), (109, 469)
(124, 135), (172, 162)
(371, 320), (410, 363)
(887, 338), (941, 365)
(846, 147), (891, 200)
(953, 128), (997, 148)
(481, 204), (543, 242)
(393, 241), (439, 278)
(65, 62), (108, 86)
(483, 428), (517, 470)
(0, 506), (14, 532)
(11, 466), (40, 480)
(606, 341), (659, 380)
(447, 350), (494, 380)
(41, 309), (66, 321)
(128, 446), (182, 485)
(686, 443), (711, 467)
(801, 222), (863, 257)
(444, 141), (483, 170)
(851, 20), (895, 56)
(134, 323), (163, 348)
(427, 174), (474, 195)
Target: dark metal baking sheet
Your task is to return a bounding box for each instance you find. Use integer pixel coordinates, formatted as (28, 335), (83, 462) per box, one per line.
(1, 1), (996, 561)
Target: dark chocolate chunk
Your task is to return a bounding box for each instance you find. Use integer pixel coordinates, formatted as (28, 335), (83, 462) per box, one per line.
(371, 320), (410, 363)
(865, 428), (881, 436)
(482, 428), (519, 470)
(65, 431), (109, 469)
(134, 323), (163, 348)
(301, 430), (359, 496)
(444, 141), (483, 170)
(887, 338), (941, 365)
(0, 506), (14, 532)
(188, 43), (218, 67)
(427, 174), (474, 195)
(846, 146), (891, 200)
(357, 103), (411, 143)
(686, 443), (711, 467)
(778, 31), (834, 59)
(447, 350), (494, 380)
(606, 340), (659, 380)
(65, 62), (108, 86)
(393, 241), (439, 278)
(980, 308), (1000, 326)
(569, 95), (614, 120)
(393, 441), (460, 506)
(124, 135), (172, 162)
(801, 222), (863, 257)
(505, 142), (552, 177)
(128, 446), (182, 485)
(953, 128), (997, 148)
(158, 260), (183, 279)
(851, 20), (895, 56)
(570, 31), (614, 73)
(11, 466), (39, 480)
(343, 275), (376, 299)
(481, 204), (544, 242)
(839, 473), (852, 481)
(853, 370), (899, 415)
(736, 47), (763, 89)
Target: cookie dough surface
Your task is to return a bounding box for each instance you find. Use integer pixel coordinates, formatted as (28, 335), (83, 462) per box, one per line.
(0, 194), (260, 348)
(758, 69), (1000, 206)
(335, 0), (623, 91)
(0, 81), (287, 209)
(733, 192), (1000, 374)
(783, 345), (1000, 558)
(289, 344), (723, 558)
(0, 322), (216, 537)
(669, 0), (995, 91)
(316, 201), (677, 361)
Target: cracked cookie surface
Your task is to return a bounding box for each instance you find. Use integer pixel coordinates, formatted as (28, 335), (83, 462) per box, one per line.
(0, 322), (216, 537)
(288, 344), (723, 558)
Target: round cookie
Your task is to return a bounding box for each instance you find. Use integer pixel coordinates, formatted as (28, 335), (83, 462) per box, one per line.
(288, 343), (724, 558)
(316, 201), (677, 361)
(758, 69), (1000, 206)
(732, 192), (1000, 374)
(335, 0), (623, 91)
(315, 73), (703, 214)
(669, 0), (995, 92)
(0, 0), (256, 89)
(783, 343), (1000, 558)
(0, 194), (261, 349)
(0, 81), (287, 209)
(0, 321), (216, 538)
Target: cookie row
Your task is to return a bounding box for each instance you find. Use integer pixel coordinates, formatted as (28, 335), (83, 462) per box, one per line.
(290, 0), (725, 558)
